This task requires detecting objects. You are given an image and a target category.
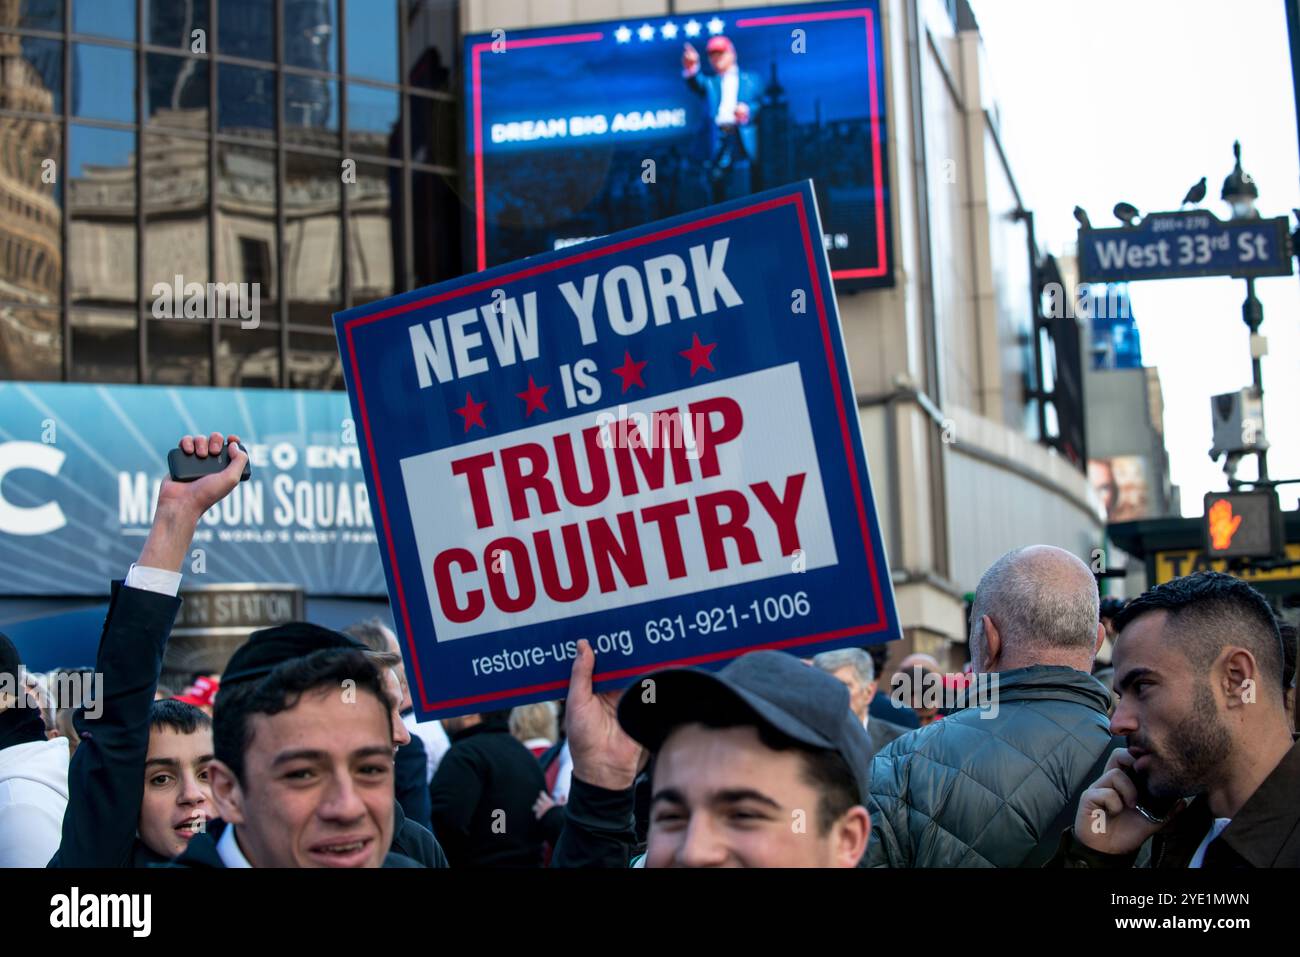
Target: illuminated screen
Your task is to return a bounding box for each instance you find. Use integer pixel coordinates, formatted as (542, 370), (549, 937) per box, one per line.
(463, 0), (892, 288)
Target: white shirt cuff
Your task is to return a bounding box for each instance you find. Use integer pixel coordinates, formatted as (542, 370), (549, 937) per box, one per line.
(124, 563), (183, 597)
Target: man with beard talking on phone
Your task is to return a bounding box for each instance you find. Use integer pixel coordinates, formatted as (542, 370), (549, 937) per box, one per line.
(1054, 572), (1300, 868)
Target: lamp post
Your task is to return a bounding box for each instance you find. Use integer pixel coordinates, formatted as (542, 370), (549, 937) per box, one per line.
(1220, 141), (1270, 484)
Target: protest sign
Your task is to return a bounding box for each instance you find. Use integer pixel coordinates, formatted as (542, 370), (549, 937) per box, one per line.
(335, 180), (899, 719)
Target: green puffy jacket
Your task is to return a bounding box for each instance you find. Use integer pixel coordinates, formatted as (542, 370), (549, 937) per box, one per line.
(863, 665), (1113, 868)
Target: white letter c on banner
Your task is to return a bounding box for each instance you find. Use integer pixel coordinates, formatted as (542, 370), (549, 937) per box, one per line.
(0, 441), (67, 536)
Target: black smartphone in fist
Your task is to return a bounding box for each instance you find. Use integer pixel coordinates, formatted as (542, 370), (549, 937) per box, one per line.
(1123, 765), (1179, 824)
(167, 442), (251, 482)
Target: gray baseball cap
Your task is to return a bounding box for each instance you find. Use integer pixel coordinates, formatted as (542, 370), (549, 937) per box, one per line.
(617, 649), (872, 803)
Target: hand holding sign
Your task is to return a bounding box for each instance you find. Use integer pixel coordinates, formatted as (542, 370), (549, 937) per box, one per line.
(565, 639), (643, 792)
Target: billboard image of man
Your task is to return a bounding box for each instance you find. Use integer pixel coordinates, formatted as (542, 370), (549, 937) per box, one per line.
(683, 37), (763, 202)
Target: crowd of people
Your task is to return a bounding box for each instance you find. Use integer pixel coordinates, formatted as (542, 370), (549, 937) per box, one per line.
(0, 433), (1297, 868)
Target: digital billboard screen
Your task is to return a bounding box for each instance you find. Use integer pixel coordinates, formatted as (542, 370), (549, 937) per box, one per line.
(464, 0), (892, 288)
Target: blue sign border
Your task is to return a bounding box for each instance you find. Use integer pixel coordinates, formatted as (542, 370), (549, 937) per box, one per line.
(335, 181), (899, 717)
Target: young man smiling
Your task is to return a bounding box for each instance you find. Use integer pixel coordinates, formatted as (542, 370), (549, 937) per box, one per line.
(173, 647), (418, 868)
(206, 621), (449, 868)
(552, 640), (872, 868)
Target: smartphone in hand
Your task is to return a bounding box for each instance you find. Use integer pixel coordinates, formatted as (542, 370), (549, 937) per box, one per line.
(167, 442), (252, 483)
(1123, 765), (1179, 824)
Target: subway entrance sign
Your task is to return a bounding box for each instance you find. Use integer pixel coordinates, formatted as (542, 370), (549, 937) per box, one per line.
(1078, 211), (1292, 283)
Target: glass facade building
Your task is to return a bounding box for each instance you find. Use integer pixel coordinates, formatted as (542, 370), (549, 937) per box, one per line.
(0, 0), (462, 388)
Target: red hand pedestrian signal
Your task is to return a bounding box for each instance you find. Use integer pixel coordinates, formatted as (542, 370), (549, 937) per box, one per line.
(1207, 498), (1243, 550)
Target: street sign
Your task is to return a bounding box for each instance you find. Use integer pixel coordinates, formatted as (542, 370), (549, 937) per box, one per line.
(334, 180), (900, 720)
(1077, 211), (1292, 283)
(1203, 489), (1284, 559)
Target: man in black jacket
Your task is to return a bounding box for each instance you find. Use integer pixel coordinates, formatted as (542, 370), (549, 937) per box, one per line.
(430, 709), (554, 866)
(51, 431), (247, 867)
(1056, 572), (1300, 868)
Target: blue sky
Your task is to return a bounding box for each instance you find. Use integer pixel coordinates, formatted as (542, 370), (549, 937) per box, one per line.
(971, 0), (1300, 514)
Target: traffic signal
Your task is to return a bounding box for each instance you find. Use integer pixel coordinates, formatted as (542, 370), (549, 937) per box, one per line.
(1202, 489), (1284, 559)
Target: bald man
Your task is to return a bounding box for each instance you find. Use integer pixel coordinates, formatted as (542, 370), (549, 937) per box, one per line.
(864, 546), (1112, 867)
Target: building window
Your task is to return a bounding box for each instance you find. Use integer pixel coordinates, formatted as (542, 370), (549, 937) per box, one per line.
(72, 0), (134, 41)
(68, 123), (136, 309)
(0, 0), (463, 388)
(144, 0), (211, 51)
(0, 117), (61, 304)
(0, 33), (63, 114)
(240, 236), (272, 287)
(285, 150), (341, 327)
(345, 0), (397, 83)
(1, 1), (64, 32)
(0, 306), (62, 380)
(284, 0), (336, 73)
(72, 43), (135, 122)
(219, 0), (275, 64)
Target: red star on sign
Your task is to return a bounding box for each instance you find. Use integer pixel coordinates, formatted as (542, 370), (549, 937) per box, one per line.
(611, 351), (648, 393)
(515, 376), (551, 417)
(455, 391), (487, 432)
(679, 333), (717, 376)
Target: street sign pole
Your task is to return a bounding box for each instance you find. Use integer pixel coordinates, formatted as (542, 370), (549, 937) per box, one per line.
(1241, 275), (1269, 483)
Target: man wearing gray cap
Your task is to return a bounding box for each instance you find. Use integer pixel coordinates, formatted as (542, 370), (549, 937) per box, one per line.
(552, 640), (871, 868)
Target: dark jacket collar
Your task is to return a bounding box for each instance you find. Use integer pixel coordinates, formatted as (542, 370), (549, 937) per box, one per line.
(449, 712), (511, 743)
(1211, 737), (1300, 867)
(977, 665), (1112, 715)
(1152, 737), (1300, 868)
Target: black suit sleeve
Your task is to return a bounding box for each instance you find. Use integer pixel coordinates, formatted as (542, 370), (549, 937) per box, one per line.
(550, 776), (636, 868)
(49, 580), (181, 868)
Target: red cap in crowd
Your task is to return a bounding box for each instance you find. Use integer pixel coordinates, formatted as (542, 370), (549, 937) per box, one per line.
(173, 674), (220, 708)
